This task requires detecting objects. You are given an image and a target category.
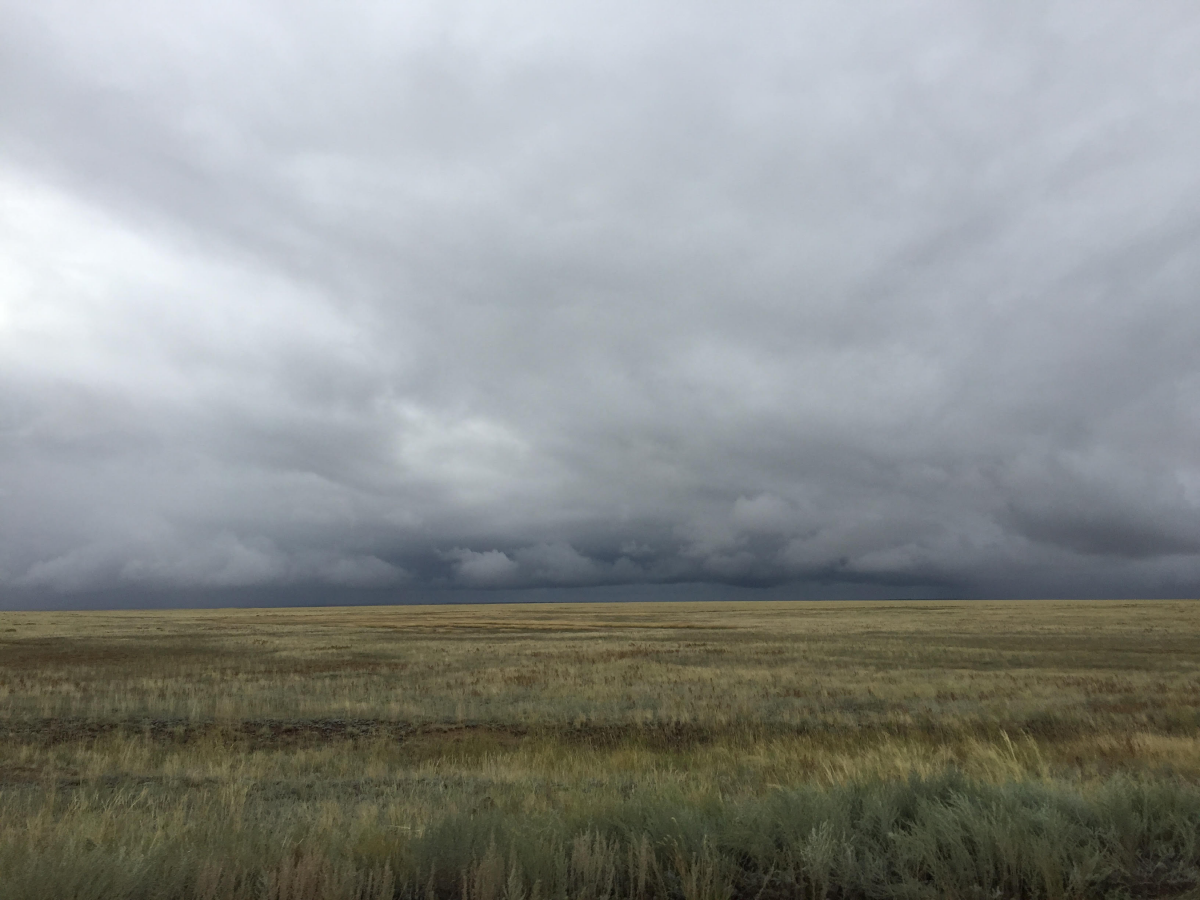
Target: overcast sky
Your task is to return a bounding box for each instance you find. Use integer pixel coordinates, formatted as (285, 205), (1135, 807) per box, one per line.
(2, 0), (1199, 607)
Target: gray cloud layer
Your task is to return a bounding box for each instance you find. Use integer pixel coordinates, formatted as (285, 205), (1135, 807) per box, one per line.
(2, 0), (1200, 604)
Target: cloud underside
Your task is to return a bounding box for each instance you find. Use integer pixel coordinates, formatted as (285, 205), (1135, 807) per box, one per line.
(2, 1), (1200, 602)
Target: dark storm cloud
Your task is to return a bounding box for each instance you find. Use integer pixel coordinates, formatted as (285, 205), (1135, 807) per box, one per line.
(2, 0), (1200, 604)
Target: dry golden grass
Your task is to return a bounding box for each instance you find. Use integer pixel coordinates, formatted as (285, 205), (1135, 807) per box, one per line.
(2, 599), (1199, 899)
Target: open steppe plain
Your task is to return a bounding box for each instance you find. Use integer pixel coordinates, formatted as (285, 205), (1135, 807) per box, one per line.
(1, 599), (1199, 900)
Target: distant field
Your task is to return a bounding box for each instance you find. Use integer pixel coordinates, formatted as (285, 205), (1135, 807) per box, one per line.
(2, 600), (1199, 899)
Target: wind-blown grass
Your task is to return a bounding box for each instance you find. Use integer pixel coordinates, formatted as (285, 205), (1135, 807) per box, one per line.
(1, 599), (1198, 899)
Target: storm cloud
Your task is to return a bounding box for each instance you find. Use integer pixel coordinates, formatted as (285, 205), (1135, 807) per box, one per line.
(2, 0), (1200, 605)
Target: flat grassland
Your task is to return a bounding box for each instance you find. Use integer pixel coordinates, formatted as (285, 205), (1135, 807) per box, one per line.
(1, 600), (1199, 899)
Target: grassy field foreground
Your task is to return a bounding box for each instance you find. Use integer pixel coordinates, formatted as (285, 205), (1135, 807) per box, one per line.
(1, 599), (1199, 899)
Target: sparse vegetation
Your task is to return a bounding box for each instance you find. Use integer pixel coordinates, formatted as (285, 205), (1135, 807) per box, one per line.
(1, 600), (1199, 899)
